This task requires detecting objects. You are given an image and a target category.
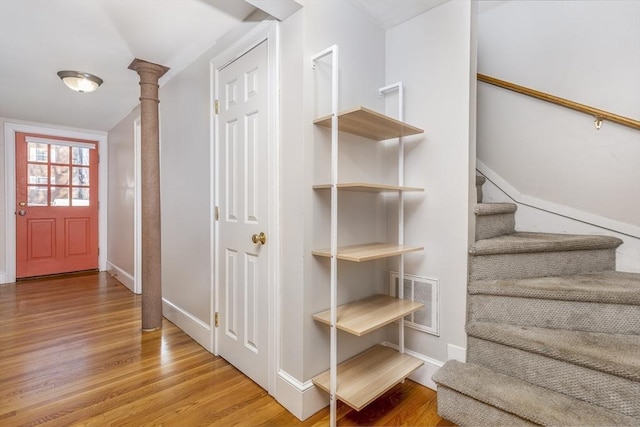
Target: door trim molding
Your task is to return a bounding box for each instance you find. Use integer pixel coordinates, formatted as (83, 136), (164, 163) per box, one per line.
(210, 20), (280, 395)
(133, 117), (142, 294)
(3, 121), (108, 283)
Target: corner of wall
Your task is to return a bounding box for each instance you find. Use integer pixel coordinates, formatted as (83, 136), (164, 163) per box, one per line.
(382, 342), (444, 390)
(162, 298), (212, 352)
(276, 370), (327, 421)
(105, 261), (135, 293)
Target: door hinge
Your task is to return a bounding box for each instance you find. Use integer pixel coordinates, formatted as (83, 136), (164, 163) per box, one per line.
(214, 99), (220, 115)
(215, 206), (219, 221)
(97, 247), (100, 256)
(214, 312), (219, 327)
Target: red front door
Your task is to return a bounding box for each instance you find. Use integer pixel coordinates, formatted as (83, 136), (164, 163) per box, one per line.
(15, 132), (99, 278)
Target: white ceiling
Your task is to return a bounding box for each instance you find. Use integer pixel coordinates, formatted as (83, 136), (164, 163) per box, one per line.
(350, 0), (450, 29)
(0, 0), (448, 132)
(0, 0), (256, 131)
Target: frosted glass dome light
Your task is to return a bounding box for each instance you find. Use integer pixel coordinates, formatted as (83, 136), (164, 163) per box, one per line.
(57, 70), (103, 93)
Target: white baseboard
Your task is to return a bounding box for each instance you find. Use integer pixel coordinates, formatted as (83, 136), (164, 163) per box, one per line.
(276, 370), (327, 421)
(162, 298), (212, 352)
(275, 345), (445, 421)
(105, 261), (135, 293)
(447, 343), (467, 363)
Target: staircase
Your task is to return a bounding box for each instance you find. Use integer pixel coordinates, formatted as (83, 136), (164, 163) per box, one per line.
(433, 175), (640, 426)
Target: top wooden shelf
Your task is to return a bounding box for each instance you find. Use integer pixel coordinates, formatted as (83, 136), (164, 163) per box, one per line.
(312, 243), (423, 262)
(313, 183), (424, 193)
(313, 106), (424, 141)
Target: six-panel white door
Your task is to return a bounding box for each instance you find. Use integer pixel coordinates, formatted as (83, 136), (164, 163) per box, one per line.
(216, 40), (269, 390)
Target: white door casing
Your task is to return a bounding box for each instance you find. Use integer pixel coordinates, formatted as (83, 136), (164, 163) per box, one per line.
(212, 21), (279, 394)
(133, 117), (142, 294)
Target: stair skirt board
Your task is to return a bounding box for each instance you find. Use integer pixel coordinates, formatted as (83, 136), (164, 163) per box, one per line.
(469, 249), (616, 281)
(436, 386), (537, 427)
(467, 337), (640, 418)
(467, 295), (640, 334)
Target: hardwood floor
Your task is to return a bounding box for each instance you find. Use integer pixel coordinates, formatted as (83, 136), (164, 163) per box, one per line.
(0, 272), (451, 426)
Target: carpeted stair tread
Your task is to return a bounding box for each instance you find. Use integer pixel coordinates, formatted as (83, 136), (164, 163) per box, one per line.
(467, 322), (640, 381)
(470, 232), (623, 256)
(467, 337), (640, 418)
(470, 271), (640, 305)
(432, 360), (639, 426)
(436, 386), (538, 426)
(474, 202), (517, 216)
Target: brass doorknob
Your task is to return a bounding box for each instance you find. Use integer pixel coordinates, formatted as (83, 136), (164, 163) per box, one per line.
(251, 232), (267, 245)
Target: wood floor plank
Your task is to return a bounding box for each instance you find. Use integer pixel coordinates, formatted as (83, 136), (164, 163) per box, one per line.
(0, 272), (451, 426)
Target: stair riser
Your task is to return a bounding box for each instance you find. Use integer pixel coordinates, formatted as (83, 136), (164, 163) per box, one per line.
(475, 213), (515, 241)
(476, 176), (485, 203)
(468, 295), (640, 334)
(468, 337), (640, 418)
(470, 248), (616, 281)
(436, 386), (536, 426)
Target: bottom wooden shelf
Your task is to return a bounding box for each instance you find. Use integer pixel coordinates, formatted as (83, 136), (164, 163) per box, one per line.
(312, 345), (423, 411)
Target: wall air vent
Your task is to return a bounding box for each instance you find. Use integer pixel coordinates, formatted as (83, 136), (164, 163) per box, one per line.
(390, 271), (439, 336)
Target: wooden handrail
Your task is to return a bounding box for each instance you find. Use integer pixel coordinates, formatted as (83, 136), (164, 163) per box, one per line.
(477, 73), (640, 130)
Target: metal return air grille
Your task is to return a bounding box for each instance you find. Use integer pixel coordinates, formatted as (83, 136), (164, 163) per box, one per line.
(390, 271), (439, 336)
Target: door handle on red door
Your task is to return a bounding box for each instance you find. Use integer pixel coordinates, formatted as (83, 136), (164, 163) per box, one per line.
(18, 210), (26, 216)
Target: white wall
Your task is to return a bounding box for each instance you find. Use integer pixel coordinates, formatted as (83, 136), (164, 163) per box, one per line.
(278, 1), (476, 414)
(158, 43), (214, 332)
(384, 0), (476, 365)
(106, 107), (138, 288)
(0, 118), (7, 282)
(104, 0), (477, 419)
(106, 20), (264, 349)
(298, 0), (389, 381)
(279, 7), (305, 383)
(477, 1), (640, 230)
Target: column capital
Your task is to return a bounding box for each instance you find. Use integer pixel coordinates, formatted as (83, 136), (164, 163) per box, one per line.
(128, 58), (170, 80)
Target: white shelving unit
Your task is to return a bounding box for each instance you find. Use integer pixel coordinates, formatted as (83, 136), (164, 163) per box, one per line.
(311, 46), (426, 426)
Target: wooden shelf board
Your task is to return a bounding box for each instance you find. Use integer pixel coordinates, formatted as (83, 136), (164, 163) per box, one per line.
(313, 106), (424, 140)
(312, 243), (423, 262)
(313, 183), (424, 193)
(312, 345), (424, 411)
(313, 294), (424, 336)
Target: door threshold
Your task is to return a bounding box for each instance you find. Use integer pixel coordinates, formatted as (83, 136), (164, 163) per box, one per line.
(17, 269), (99, 282)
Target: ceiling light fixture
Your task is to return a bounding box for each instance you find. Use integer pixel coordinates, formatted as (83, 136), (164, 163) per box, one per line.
(57, 70), (103, 93)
